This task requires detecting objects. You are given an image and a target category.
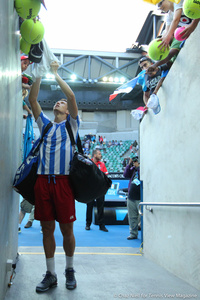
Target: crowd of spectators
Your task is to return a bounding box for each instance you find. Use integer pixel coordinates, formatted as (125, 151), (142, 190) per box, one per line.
(82, 134), (139, 173)
(82, 135), (123, 154)
(135, 0), (200, 117)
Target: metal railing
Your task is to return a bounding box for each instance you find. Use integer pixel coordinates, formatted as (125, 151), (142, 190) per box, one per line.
(139, 202), (200, 216)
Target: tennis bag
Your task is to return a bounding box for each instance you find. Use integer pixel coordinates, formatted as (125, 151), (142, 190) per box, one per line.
(66, 121), (112, 203)
(13, 122), (53, 204)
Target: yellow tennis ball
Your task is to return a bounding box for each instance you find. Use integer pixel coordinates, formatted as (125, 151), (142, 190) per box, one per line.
(20, 19), (45, 45)
(15, 0), (41, 19)
(148, 39), (170, 61)
(20, 38), (31, 54)
(183, 0), (200, 19)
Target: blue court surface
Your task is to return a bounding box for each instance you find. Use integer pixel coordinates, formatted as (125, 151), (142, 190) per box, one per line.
(18, 201), (142, 248)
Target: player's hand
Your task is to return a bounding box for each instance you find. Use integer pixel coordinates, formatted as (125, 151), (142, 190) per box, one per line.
(50, 61), (59, 75)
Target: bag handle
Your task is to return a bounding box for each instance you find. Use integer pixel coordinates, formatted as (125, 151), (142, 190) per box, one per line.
(65, 120), (83, 154)
(32, 121), (53, 155)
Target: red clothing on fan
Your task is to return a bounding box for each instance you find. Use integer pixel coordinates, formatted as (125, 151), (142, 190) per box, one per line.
(92, 160), (108, 175)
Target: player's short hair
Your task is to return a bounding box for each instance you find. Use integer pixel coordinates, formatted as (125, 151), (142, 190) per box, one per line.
(92, 149), (101, 157)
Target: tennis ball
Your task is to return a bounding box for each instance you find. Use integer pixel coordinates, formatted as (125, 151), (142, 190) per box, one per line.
(183, 0), (200, 19)
(174, 26), (187, 41)
(15, 0), (41, 19)
(148, 39), (170, 61)
(20, 19), (45, 45)
(20, 38), (31, 54)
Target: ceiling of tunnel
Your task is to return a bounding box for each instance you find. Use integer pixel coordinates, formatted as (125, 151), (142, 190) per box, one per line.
(24, 11), (165, 111)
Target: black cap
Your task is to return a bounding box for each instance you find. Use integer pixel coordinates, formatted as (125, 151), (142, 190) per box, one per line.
(28, 41), (44, 63)
(138, 56), (152, 65)
(132, 157), (139, 162)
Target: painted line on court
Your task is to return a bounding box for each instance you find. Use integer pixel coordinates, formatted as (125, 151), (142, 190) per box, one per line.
(19, 252), (142, 256)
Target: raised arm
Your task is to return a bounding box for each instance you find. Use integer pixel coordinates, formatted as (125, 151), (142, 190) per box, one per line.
(159, 8), (182, 50)
(50, 61), (78, 119)
(123, 159), (135, 179)
(28, 78), (42, 121)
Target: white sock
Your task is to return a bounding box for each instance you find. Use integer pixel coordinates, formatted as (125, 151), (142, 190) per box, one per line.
(66, 255), (74, 269)
(46, 257), (56, 275)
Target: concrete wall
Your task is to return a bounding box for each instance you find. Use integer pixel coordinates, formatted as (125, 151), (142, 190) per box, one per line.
(140, 25), (200, 290)
(0, 2), (22, 299)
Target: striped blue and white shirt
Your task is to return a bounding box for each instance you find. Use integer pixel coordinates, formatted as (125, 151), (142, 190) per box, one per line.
(36, 112), (80, 175)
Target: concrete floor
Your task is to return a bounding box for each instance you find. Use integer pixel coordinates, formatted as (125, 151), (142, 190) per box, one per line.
(5, 246), (200, 300)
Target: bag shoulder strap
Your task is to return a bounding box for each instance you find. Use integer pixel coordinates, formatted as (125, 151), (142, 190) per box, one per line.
(41, 121), (53, 142)
(33, 121), (53, 154)
(65, 120), (83, 154)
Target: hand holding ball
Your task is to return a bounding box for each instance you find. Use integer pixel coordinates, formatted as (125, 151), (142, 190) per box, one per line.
(174, 27), (187, 41)
(20, 19), (45, 44)
(148, 39), (170, 61)
(15, 0), (41, 19)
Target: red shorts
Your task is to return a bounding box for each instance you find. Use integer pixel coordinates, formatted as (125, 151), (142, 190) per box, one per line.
(34, 175), (76, 223)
